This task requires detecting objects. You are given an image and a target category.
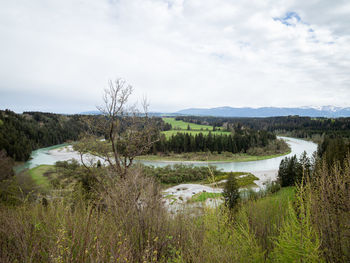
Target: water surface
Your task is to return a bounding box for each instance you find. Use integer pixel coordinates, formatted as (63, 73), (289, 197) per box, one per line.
(17, 137), (317, 174)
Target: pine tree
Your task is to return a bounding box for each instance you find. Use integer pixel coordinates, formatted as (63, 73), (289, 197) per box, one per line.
(223, 173), (240, 210)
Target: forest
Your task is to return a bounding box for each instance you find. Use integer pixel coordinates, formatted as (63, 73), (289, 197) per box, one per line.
(151, 129), (276, 154)
(0, 110), (169, 162)
(174, 115), (350, 140)
(0, 110), (88, 161)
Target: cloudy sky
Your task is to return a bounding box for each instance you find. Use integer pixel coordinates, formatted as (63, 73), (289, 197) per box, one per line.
(1, 0), (350, 113)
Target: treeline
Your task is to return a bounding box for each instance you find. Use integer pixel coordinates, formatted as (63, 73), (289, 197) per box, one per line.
(278, 134), (350, 189)
(0, 110), (171, 162)
(151, 129), (276, 154)
(175, 115), (350, 139)
(0, 110), (89, 161)
(278, 152), (312, 187)
(317, 135), (350, 168)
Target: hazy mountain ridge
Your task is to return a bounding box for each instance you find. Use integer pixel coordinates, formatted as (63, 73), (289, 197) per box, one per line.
(80, 106), (350, 117)
(175, 106), (350, 117)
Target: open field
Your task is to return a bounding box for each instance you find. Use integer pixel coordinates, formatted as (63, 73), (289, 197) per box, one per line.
(162, 117), (231, 137)
(163, 117), (216, 130)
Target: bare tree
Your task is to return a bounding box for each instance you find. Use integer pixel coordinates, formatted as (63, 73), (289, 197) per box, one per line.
(75, 79), (159, 179)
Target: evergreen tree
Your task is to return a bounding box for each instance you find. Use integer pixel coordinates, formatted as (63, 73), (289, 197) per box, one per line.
(278, 155), (303, 187)
(223, 173), (240, 210)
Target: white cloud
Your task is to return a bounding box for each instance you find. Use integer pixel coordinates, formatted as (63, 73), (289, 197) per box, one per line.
(0, 0), (349, 113)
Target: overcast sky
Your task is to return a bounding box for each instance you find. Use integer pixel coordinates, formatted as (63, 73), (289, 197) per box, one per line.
(1, 0), (350, 113)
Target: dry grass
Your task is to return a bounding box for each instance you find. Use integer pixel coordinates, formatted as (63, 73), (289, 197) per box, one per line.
(1, 161), (345, 262)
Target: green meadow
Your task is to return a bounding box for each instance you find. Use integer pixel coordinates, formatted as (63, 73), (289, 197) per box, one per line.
(162, 117), (231, 138)
(163, 117), (214, 130)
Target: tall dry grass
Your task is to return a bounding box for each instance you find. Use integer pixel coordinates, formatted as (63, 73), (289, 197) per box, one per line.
(1, 162), (344, 262)
(0, 169), (192, 262)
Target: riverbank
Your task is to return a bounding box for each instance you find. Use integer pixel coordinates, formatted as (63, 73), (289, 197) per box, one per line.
(135, 150), (291, 163)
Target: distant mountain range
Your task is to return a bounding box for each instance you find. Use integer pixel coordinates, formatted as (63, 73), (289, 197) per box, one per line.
(79, 111), (173, 117)
(175, 106), (350, 118)
(80, 106), (350, 118)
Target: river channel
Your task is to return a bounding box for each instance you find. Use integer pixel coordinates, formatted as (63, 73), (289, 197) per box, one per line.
(17, 137), (317, 177)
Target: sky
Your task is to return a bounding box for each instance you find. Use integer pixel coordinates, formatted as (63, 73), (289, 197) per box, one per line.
(0, 0), (350, 113)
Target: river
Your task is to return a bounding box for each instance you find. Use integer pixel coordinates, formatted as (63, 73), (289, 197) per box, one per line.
(17, 137), (317, 182)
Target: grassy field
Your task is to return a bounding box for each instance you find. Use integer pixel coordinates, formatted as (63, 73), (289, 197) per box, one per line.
(163, 117), (215, 130)
(28, 165), (54, 189)
(162, 118), (231, 138)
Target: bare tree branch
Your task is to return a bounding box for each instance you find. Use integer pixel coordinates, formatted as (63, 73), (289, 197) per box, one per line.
(78, 78), (159, 179)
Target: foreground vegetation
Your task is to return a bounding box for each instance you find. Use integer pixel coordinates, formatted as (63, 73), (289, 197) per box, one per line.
(2, 161), (347, 262)
(1, 143), (349, 262)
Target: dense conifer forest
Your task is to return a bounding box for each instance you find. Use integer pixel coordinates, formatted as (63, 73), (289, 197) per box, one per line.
(152, 129), (277, 154)
(0, 110), (89, 161)
(0, 110), (170, 161)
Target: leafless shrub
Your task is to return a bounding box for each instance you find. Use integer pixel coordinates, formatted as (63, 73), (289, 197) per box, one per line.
(75, 79), (159, 179)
